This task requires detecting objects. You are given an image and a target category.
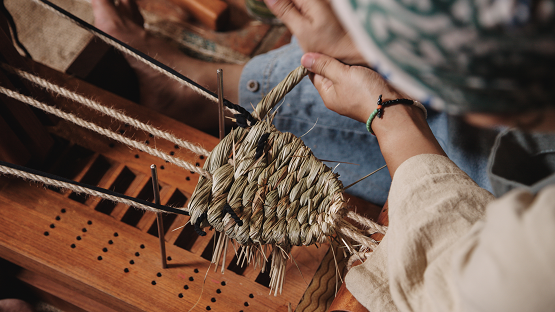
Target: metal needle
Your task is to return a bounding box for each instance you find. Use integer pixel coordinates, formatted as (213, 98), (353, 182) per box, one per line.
(151, 164), (167, 269)
(217, 69), (225, 140)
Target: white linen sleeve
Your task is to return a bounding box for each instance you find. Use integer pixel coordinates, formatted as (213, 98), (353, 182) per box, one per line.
(387, 154), (495, 312)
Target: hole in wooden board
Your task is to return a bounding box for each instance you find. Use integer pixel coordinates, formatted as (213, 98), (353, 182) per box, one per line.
(95, 167), (136, 215)
(173, 221), (199, 251)
(200, 232), (218, 261)
(121, 178), (157, 227)
(147, 189), (186, 237)
(227, 249), (248, 276)
(41, 134), (70, 175)
(69, 155), (111, 203)
(49, 143), (94, 183)
(254, 257), (272, 288)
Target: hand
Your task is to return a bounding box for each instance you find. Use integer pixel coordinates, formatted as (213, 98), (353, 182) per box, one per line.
(264, 0), (365, 66)
(302, 52), (445, 177)
(301, 52), (403, 123)
(91, 0), (146, 46)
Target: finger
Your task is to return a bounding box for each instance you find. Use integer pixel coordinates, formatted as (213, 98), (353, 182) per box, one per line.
(263, 0), (303, 30)
(312, 74), (334, 94)
(291, 0), (327, 18)
(301, 53), (348, 84)
(91, 0), (119, 17)
(119, 0), (144, 25)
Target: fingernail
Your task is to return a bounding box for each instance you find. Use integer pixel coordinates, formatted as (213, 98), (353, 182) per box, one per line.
(301, 54), (315, 71)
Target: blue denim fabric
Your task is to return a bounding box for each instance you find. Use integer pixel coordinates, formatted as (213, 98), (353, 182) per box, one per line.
(488, 130), (555, 196)
(239, 39), (497, 206)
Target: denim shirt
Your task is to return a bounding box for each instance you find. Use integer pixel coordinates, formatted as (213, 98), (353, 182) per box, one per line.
(239, 39), (498, 206)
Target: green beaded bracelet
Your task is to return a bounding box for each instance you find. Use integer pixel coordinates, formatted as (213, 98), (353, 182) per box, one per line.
(366, 109), (379, 135)
(365, 95), (427, 135)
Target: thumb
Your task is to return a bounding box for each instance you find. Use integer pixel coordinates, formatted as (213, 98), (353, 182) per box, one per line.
(301, 53), (347, 84)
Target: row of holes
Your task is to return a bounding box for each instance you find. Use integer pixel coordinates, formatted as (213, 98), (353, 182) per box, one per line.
(43, 208), (257, 308)
(42, 139), (273, 288)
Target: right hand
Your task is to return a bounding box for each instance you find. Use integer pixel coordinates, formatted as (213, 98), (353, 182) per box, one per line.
(263, 0), (366, 66)
(302, 52), (446, 177)
(301, 52), (403, 123)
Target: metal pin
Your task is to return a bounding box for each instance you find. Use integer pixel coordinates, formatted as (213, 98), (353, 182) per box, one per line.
(217, 69), (225, 141)
(151, 164), (167, 269)
(343, 164), (387, 190)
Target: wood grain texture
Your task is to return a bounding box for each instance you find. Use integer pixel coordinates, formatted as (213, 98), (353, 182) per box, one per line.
(0, 56), (335, 310)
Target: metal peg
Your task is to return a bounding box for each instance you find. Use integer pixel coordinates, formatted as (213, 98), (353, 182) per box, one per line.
(151, 164), (167, 269)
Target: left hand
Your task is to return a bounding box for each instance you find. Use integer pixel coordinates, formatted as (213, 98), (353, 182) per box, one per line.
(92, 0), (145, 46)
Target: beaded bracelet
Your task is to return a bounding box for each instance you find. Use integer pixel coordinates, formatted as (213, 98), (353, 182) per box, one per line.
(366, 95), (427, 135)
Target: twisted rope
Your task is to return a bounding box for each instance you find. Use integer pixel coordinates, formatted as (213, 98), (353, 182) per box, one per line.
(255, 66), (308, 120)
(346, 211), (387, 235)
(29, 0), (225, 106)
(0, 86), (211, 179)
(0, 161), (188, 215)
(1, 63), (210, 157)
(338, 220), (380, 250)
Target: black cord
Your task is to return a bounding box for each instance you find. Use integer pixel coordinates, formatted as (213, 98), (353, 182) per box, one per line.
(35, 0), (244, 115)
(0, 160), (189, 216)
(223, 203), (243, 226)
(194, 212), (208, 236)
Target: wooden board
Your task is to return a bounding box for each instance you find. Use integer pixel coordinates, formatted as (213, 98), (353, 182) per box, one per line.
(0, 57), (343, 311)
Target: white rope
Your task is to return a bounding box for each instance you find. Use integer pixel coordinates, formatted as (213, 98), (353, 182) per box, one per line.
(0, 86), (212, 179)
(346, 211), (387, 235)
(338, 221), (380, 251)
(30, 0), (220, 106)
(0, 164), (160, 213)
(1, 63), (210, 157)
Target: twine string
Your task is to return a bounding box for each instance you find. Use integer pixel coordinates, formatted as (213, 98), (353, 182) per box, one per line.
(0, 161), (189, 215)
(0, 63), (210, 156)
(0, 86), (211, 179)
(28, 0), (258, 126)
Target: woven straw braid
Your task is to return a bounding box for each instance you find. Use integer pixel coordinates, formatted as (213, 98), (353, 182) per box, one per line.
(188, 120), (346, 247)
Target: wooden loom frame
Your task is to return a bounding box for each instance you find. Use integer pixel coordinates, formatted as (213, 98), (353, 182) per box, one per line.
(0, 13), (383, 311)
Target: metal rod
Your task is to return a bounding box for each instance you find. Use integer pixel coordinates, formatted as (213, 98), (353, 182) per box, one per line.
(343, 164), (388, 190)
(151, 164), (167, 269)
(217, 69), (225, 140)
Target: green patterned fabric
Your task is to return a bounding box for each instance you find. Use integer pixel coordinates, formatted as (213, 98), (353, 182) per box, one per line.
(333, 0), (555, 113)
